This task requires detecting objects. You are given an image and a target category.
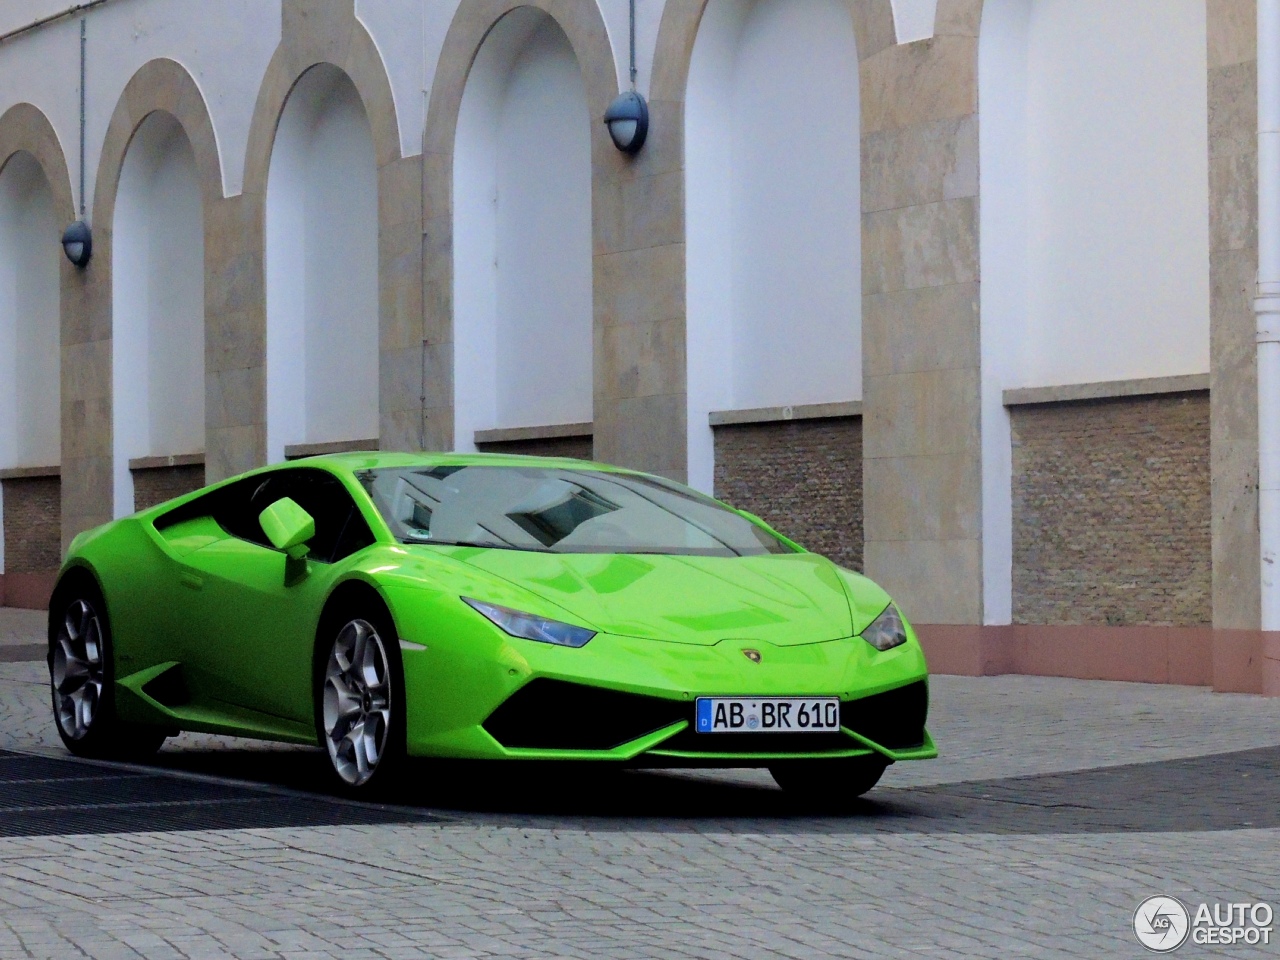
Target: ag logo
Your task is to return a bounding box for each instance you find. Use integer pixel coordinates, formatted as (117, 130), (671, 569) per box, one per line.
(1134, 896), (1190, 952)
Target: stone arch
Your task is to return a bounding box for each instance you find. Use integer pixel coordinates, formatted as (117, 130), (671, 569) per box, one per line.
(237, 0), (409, 466)
(242, 3), (401, 190)
(0, 104), (75, 604)
(420, 0), (622, 453)
(89, 59), (226, 517)
(0, 104), (75, 221)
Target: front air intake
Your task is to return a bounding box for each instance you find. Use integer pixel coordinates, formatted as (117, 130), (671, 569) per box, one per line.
(483, 679), (687, 751)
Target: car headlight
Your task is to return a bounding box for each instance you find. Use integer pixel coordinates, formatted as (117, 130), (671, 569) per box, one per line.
(462, 597), (596, 648)
(861, 603), (907, 652)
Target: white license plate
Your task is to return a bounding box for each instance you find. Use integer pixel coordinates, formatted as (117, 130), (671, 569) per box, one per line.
(695, 697), (841, 734)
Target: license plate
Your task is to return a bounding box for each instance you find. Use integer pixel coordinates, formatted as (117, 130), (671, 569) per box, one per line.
(695, 697), (841, 733)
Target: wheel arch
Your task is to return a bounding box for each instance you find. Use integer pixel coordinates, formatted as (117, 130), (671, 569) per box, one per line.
(312, 578), (400, 699)
(48, 561), (108, 633)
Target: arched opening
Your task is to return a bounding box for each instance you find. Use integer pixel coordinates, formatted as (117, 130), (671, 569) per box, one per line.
(266, 64), (378, 462)
(112, 112), (205, 515)
(686, 0), (862, 492)
(980, 0), (1211, 626)
(454, 7), (593, 453)
(0, 151), (61, 598)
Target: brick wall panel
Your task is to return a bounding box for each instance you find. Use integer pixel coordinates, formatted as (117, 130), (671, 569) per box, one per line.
(474, 437), (594, 460)
(713, 418), (863, 572)
(131, 465), (207, 513)
(2, 477), (62, 573)
(1011, 393), (1211, 626)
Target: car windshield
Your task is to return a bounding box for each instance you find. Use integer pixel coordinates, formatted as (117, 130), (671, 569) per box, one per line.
(355, 465), (795, 557)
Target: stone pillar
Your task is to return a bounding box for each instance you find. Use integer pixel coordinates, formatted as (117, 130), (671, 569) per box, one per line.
(61, 227), (113, 553)
(1207, 0), (1264, 689)
(378, 154), (425, 453)
(205, 193), (266, 482)
(860, 3), (984, 627)
(592, 94), (687, 481)
(585, 7), (685, 483)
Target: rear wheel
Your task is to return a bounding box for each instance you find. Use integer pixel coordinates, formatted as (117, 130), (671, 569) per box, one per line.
(49, 577), (167, 759)
(318, 611), (406, 793)
(769, 755), (889, 801)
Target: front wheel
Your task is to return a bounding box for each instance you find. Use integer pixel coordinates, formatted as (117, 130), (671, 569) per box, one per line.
(769, 755), (889, 802)
(318, 613), (406, 794)
(49, 578), (167, 759)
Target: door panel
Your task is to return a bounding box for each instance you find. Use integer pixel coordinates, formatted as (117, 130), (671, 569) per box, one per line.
(176, 537), (335, 723)
(152, 466), (376, 724)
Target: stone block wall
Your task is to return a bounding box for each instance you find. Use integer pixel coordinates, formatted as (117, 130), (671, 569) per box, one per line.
(131, 465), (207, 513)
(1011, 392), (1211, 626)
(712, 417), (863, 572)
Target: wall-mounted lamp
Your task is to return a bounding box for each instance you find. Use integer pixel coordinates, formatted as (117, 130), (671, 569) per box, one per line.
(61, 220), (92, 267)
(604, 90), (649, 155)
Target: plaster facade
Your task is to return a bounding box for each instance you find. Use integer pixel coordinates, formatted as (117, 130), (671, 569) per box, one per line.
(0, 0), (1270, 692)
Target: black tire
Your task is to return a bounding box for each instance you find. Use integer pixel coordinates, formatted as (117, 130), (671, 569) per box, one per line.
(769, 755), (889, 802)
(315, 602), (407, 795)
(48, 573), (168, 759)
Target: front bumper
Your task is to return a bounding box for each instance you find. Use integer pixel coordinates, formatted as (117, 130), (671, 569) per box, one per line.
(482, 677), (935, 766)
(390, 594), (934, 765)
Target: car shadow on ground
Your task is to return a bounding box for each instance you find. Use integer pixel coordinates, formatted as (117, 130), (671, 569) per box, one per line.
(145, 744), (1280, 836)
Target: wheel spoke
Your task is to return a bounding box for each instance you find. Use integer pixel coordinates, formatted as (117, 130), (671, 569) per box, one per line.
(322, 618), (393, 787)
(51, 598), (106, 742)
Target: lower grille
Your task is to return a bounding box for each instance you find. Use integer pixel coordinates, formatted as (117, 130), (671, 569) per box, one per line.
(483, 679), (687, 751)
(841, 680), (928, 750)
(482, 678), (929, 754)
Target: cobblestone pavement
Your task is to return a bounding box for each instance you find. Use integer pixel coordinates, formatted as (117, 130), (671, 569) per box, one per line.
(1, 609), (1278, 958)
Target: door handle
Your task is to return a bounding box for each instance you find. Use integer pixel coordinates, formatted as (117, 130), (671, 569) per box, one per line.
(180, 572), (204, 591)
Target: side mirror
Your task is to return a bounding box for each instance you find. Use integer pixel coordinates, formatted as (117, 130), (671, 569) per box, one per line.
(259, 498), (315, 560)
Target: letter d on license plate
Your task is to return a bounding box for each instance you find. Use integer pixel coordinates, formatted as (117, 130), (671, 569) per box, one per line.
(695, 697), (840, 733)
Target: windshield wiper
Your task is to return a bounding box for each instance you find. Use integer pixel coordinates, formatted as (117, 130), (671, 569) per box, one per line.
(407, 538), (550, 552)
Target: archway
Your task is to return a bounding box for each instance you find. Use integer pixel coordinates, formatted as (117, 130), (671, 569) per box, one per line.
(453, 7), (593, 453)
(111, 112), (205, 515)
(265, 64), (379, 461)
(685, 0), (862, 491)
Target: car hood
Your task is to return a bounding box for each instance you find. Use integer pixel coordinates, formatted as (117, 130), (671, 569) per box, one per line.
(449, 549), (856, 646)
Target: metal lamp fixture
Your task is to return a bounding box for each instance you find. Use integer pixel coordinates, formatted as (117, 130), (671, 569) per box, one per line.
(604, 0), (648, 155)
(61, 220), (92, 267)
(604, 90), (649, 155)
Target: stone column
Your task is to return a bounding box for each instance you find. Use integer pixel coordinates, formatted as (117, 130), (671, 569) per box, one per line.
(1207, 0), (1266, 690)
(61, 223), (113, 553)
(860, 2), (984, 630)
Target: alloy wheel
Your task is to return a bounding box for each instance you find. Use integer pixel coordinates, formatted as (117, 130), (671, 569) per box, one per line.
(52, 599), (105, 741)
(322, 618), (392, 787)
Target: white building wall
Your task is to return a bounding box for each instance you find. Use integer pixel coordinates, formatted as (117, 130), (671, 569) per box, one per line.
(686, 0), (861, 492)
(0, 0), (278, 215)
(891, 0), (938, 43)
(454, 8), (593, 449)
(266, 65), (380, 460)
(111, 112), (204, 517)
(1013, 0), (1211, 389)
(0, 151), (60, 573)
(0, 153), (60, 472)
(979, 0), (1211, 624)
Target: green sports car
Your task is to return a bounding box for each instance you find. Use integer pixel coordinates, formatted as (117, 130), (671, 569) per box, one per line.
(48, 452), (934, 797)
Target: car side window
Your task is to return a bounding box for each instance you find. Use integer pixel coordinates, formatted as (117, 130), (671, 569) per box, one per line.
(203, 469), (374, 563)
(272, 470), (375, 563)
